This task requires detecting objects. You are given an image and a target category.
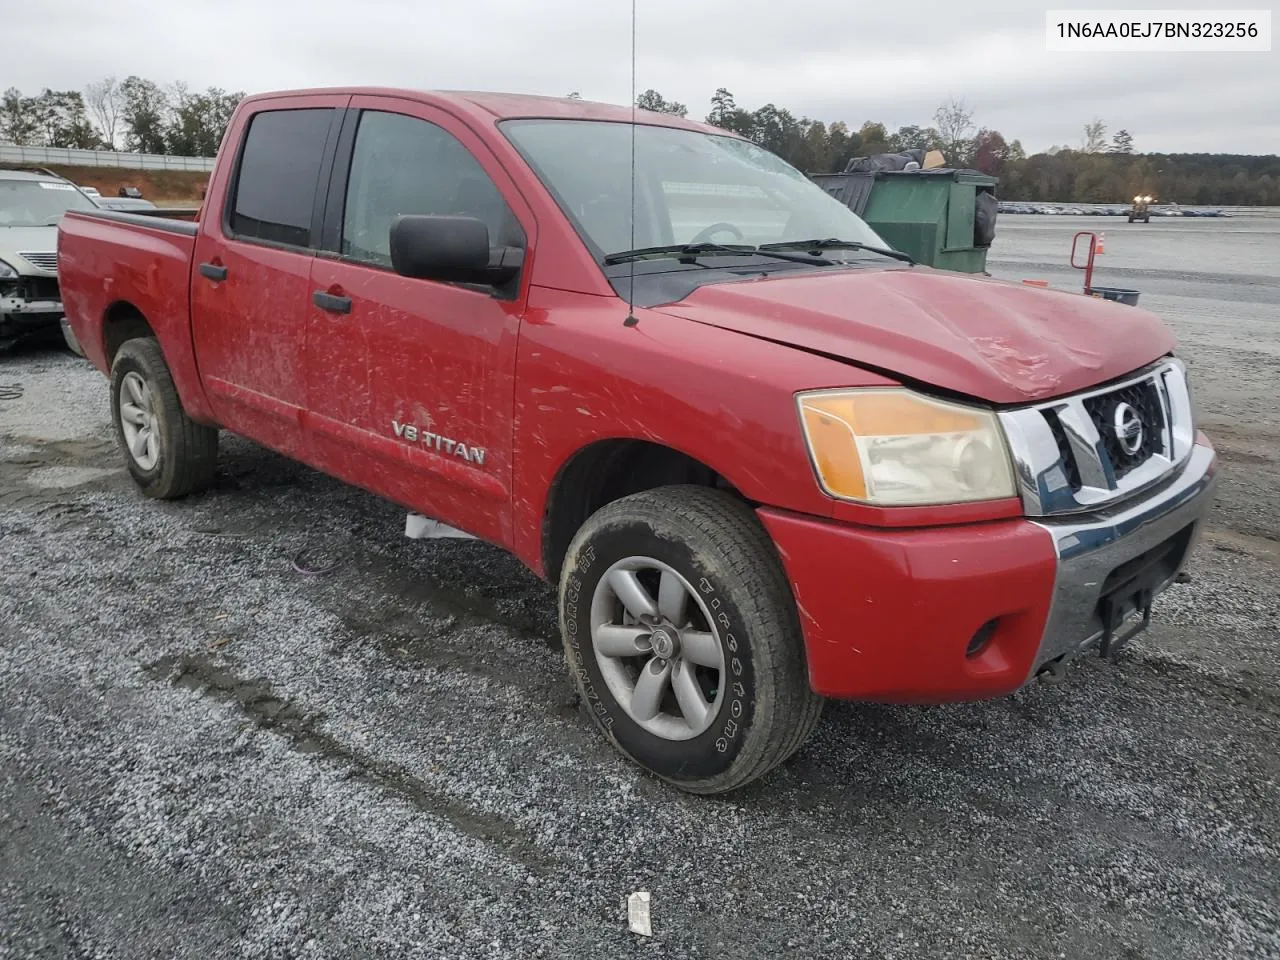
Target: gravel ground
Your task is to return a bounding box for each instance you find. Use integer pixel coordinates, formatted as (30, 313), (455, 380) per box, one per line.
(2, 216), (1278, 959)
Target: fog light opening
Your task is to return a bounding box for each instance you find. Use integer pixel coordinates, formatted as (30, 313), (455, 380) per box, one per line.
(966, 619), (998, 659)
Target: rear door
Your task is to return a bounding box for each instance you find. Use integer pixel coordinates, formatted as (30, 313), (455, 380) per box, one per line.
(191, 95), (346, 457)
(305, 97), (534, 546)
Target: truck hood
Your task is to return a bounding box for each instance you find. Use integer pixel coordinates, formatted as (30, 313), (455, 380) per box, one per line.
(654, 267), (1175, 404)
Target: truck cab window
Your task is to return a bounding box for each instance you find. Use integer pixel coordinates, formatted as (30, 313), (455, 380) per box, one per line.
(341, 111), (522, 268)
(230, 108), (334, 248)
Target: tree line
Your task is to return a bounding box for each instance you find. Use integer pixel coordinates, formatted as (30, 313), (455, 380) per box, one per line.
(2, 77), (1276, 205)
(636, 87), (1280, 207)
(0, 77), (242, 157)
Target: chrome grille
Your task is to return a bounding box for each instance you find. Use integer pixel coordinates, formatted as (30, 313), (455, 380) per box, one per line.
(1082, 380), (1166, 480)
(999, 360), (1195, 516)
(19, 252), (58, 272)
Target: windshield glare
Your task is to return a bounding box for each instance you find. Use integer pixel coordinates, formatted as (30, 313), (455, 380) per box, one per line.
(501, 119), (886, 260)
(0, 180), (98, 227)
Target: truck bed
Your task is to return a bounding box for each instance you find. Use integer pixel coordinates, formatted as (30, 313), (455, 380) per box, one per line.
(58, 209), (213, 422)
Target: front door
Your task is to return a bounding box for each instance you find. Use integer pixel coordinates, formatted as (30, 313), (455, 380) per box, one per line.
(303, 99), (533, 546)
(191, 95), (346, 458)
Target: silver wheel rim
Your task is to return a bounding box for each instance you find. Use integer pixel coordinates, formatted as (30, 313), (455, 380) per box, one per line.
(119, 371), (160, 470)
(589, 557), (726, 741)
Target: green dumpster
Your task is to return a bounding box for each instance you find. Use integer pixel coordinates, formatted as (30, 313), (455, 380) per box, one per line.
(810, 168), (999, 273)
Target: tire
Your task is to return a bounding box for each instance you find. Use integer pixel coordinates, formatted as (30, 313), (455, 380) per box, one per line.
(559, 485), (822, 794)
(109, 337), (218, 499)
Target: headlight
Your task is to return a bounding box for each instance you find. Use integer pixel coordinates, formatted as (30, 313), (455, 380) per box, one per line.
(797, 388), (1016, 506)
(0, 259), (17, 280)
(1133, 195), (1141, 203)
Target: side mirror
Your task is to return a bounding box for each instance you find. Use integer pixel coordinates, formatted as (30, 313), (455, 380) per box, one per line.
(389, 215), (522, 287)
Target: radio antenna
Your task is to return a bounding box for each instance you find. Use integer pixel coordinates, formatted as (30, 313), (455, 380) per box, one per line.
(623, 0), (640, 328)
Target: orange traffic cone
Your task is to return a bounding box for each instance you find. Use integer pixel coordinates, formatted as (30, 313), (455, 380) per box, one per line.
(1095, 232), (1105, 254)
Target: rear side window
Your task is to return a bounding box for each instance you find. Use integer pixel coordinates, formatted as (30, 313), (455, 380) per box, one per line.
(229, 108), (333, 247)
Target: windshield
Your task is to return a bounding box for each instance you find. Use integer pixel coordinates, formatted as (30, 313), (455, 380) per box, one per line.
(501, 119), (886, 260)
(0, 179), (97, 227)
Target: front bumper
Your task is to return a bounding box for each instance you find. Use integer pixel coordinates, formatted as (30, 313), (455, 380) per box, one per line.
(1, 274), (63, 318)
(0, 296), (63, 315)
(758, 437), (1218, 703)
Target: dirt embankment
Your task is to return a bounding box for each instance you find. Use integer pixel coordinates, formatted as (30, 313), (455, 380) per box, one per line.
(3, 164), (208, 204)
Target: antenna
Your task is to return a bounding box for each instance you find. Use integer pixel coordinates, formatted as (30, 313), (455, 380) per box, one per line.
(623, 0), (640, 328)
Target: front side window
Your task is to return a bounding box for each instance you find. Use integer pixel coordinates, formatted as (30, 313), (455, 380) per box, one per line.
(341, 111), (521, 269)
(229, 108), (334, 247)
(501, 119), (885, 258)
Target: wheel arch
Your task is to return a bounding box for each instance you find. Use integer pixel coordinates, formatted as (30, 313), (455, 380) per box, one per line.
(542, 438), (742, 584)
(102, 300), (156, 366)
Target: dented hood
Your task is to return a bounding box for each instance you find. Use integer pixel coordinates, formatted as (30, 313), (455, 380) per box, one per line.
(655, 267), (1175, 404)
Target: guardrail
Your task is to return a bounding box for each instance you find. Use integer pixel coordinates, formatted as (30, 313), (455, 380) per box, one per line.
(0, 144), (215, 172)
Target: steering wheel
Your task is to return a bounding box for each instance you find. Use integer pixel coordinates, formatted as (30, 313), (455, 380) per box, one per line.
(689, 221), (746, 245)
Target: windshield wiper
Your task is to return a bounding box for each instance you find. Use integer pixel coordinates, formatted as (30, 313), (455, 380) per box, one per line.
(759, 238), (915, 264)
(603, 242), (833, 267)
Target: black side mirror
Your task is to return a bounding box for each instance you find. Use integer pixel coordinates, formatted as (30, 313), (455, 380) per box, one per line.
(389, 215), (522, 287)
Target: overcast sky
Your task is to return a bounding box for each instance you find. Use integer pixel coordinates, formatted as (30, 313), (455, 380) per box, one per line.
(6, 0), (1278, 154)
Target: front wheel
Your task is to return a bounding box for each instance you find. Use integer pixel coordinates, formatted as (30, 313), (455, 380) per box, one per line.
(110, 338), (218, 499)
(559, 486), (822, 794)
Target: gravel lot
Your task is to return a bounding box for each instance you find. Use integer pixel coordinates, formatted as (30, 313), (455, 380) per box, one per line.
(3, 216), (1278, 959)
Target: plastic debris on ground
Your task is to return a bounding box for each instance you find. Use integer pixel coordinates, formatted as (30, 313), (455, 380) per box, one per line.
(627, 892), (652, 937)
(405, 514), (476, 540)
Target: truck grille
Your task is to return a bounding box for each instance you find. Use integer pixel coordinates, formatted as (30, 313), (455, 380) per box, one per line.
(998, 360), (1195, 516)
(19, 252), (59, 272)
(1082, 380), (1167, 481)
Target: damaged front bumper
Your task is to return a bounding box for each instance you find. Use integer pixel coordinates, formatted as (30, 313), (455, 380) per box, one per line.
(1, 275), (64, 340)
(755, 437), (1218, 703)
(0, 294), (63, 315)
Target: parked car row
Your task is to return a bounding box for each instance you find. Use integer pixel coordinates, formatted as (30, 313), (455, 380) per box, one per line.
(997, 201), (1228, 218)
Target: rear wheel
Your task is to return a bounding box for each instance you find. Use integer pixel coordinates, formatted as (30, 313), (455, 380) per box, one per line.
(109, 338), (218, 499)
(559, 486), (822, 794)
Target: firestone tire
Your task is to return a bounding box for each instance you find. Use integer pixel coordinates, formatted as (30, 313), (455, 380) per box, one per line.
(559, 485), (823, 794)
(109, 338), (218, 499)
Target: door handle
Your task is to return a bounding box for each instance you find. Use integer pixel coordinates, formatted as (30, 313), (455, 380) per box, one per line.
(313, 290), (352, 314)
(198, 262), (228, 281)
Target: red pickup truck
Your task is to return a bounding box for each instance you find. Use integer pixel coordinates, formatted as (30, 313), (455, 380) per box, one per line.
(58, 88), (1218, 793)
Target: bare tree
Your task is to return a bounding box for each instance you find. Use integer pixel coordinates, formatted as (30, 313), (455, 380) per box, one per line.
(85, 76), (123, 149)
(1081, 118), (1108, 153)
(933, 97), (975, 162)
